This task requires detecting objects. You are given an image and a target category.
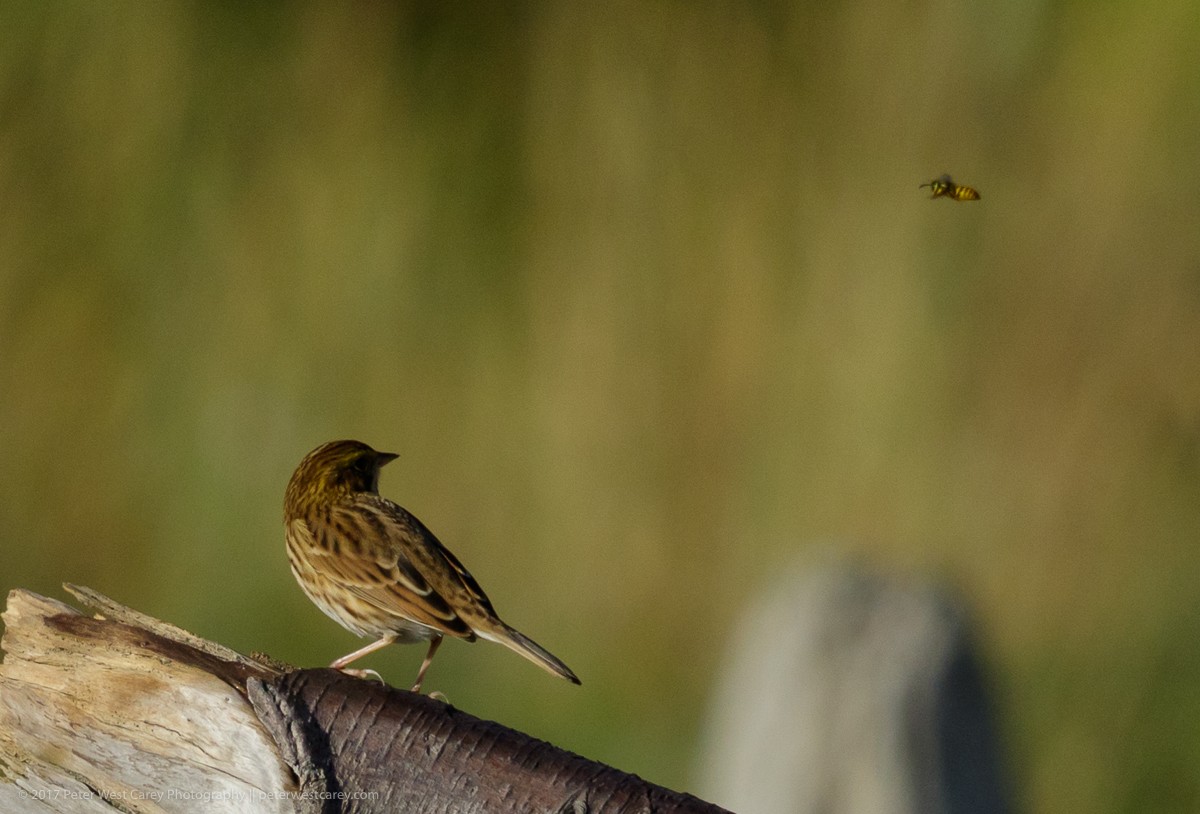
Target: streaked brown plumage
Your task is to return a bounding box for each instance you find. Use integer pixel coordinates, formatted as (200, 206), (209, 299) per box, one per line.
(284, 439), (580, 692)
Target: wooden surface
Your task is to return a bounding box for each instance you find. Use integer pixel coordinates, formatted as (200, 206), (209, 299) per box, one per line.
(0, 587), (290, 813)
(0, 586), (729, 814)
(696, 564), (1012, 814)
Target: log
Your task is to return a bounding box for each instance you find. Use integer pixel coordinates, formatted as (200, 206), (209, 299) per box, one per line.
(0, 586), (728, 814)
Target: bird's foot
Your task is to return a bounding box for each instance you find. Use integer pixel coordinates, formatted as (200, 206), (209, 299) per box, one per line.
(338, 667), (385, 683)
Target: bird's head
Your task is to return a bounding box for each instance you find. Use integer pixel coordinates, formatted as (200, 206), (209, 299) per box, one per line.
(285, 439), (398, 514)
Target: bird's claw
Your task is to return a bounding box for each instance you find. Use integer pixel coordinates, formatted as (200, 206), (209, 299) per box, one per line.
(339, 667), (385, 683)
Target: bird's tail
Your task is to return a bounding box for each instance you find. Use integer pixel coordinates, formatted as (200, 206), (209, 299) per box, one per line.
(479, 624), (581, 685)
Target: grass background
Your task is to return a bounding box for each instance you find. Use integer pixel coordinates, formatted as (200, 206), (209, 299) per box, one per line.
(2, 3), (1199, 811)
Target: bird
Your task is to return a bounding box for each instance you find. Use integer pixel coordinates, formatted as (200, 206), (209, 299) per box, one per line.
(283, 439), (580, 692)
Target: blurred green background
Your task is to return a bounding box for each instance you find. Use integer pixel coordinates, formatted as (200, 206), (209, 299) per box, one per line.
(2, 2), (1199, 811)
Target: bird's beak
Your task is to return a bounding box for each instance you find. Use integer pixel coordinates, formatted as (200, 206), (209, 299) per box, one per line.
(376, 452), (399, 466)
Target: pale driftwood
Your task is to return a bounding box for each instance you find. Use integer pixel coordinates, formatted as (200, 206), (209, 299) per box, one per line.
(0, 587), (728, 814)
(0, 588), (290, 814)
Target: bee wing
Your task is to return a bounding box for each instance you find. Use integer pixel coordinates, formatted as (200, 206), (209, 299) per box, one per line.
(313, 499), (481, 638)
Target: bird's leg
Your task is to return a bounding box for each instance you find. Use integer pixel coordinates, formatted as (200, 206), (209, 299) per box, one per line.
(331, 634), (397, 671)
(410, 635), (444, 693)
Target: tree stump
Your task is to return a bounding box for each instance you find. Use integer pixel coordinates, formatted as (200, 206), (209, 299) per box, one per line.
(0, 586), (728, 814)
(697, 564), (1013, 814)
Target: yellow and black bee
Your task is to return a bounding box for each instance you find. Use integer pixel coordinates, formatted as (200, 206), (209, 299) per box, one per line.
(920, 174), (981, 201)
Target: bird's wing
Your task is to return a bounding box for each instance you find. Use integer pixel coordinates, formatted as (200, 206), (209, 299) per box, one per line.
(358, 495), (495, 613)
(304, 499), (478, 639)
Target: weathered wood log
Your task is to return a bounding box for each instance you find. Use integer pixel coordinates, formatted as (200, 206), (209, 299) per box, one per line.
(0, 586), (728, 814)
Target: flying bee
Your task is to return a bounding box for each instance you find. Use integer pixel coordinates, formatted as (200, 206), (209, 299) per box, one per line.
(920, 174), (981, 201)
